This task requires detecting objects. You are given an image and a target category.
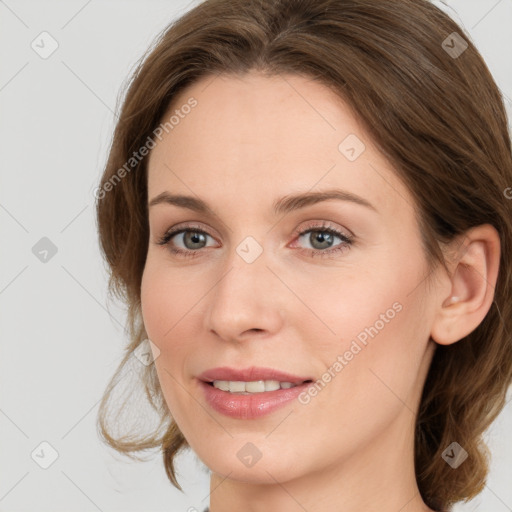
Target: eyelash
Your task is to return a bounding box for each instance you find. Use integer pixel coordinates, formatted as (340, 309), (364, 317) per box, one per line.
(156, 221), (354, 259)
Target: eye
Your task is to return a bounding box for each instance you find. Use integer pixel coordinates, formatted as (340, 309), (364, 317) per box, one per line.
(156, 221), (354, 259)
(291, 221), (353, 258)
(156, 224), (217, 258)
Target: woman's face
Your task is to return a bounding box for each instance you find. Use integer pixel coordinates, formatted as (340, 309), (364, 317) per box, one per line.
(141, 71), (440, 484)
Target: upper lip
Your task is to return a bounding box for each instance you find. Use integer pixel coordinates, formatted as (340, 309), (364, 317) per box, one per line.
(198, 366), (313, 385)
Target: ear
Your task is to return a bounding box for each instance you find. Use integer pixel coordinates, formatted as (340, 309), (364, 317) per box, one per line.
(430, 224), (501, 345)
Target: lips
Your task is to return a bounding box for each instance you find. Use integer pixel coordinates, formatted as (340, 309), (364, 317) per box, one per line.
(197, 366), (314, 385)
(198, 378), (314, 419)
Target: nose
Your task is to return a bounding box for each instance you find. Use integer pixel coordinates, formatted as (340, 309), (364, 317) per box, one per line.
(204, 246), (286, 344)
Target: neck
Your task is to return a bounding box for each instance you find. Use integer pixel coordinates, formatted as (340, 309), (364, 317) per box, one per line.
(207, 405), (437, 512)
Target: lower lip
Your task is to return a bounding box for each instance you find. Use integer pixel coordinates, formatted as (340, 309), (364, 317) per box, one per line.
(199, 380), (311, 419)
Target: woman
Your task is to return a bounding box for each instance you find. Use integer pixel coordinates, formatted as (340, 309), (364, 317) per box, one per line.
(95, 1), (512, 511)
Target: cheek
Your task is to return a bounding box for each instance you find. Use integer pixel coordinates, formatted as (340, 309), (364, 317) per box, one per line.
(140, 255), (209, 386)
(140, 263), (168, 343)
(140, 255), (193, 343)
(288, 246), (425, 353)
(140, 259), (194, 420)
(317, 241), (432, 385)
(324, 260), (433, 421)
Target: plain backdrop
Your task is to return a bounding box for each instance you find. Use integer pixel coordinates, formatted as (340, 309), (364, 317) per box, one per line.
(1, 1), (511, 511)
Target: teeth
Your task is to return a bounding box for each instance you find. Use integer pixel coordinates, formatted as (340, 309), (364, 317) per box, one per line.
(229, 381), (246, 392)
(212, 380), (300, 393)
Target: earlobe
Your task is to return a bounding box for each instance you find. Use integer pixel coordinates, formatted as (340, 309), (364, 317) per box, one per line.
(430, 224), (501, 346)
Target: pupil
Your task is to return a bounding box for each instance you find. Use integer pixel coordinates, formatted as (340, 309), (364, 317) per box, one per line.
(186, 231), (205, 248)
(312, 231), (332, 249)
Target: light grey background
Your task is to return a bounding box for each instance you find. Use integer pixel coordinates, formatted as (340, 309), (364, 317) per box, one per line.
(1, 1), (511, 511)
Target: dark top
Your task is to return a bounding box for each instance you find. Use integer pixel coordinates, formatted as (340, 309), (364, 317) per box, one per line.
(203, 506), (449, 511)
(203, 506), (447, 511)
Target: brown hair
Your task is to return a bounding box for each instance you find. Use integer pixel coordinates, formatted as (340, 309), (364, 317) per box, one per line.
(95, 0), (512, 510)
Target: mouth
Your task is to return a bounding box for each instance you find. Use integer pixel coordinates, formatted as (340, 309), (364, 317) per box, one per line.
(198, 366), (315, 394)
(204, 379), (314, 394)
(198, 373), (315, 419)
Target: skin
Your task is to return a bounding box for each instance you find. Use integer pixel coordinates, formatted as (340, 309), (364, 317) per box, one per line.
(141, 71), (500, 512)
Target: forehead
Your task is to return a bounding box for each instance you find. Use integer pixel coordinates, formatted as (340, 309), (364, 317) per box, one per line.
(146, 71), (415, 220)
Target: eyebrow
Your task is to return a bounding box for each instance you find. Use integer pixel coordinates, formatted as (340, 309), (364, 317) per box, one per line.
(148, 188), (377, 215)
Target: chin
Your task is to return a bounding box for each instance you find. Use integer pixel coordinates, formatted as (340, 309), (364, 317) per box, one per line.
(198, 447), (305, 484)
